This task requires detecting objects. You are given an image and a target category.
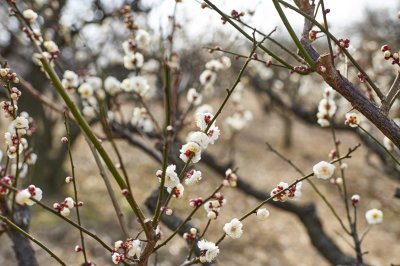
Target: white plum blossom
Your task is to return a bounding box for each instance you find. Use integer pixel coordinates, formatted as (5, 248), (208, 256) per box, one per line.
(365, 208), (383, 224)
(197, 239), (220, 263)
(206, 125), (220, 144)
(111, 252), (124, 264)
(114, 240), (124, 250)
(205, 60), (224, 72)
(60, 207), (71, 217)
(184, 169), (202, 186)
(127, 239), (141, 258)
(135, 30), (151, 49)
(64, 197), (75, 209)
(82, 106), (96, 119)
(256, 208), (270, 220)
(104, 76), (121, 95)
(199, 69), (217, 86)
(61, 70), (79, 90)
(122, 39), (135, 54)
(345, 113), (360, 127)
(313, 161), (336, 180)
(43, 41), (59, 53)
(195, 112), (214, 131)
(121, 76), (150, 96)
(14, 116), (29, 135)
(186, 88), (202, 105)
(318, 98), (337, 117)
(159, 164), (179, 188)
(131, 107), (154, 133)
(22, 9), (38, 23)
(219, 56), (231, 69)
(124, 52), (144, 70)
(187, 131), (210, 149)
(270, 182), (289, 202)
(15, 185), (42, 206)
(78, 83), (94, 98)
(86, 76), (102, 91)
(167, 183), (184, 198)
(223, 218), (243, 239)
(316, 88), (337, 127)
(179, 142), (201, 163)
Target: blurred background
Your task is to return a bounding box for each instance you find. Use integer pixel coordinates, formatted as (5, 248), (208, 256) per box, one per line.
(0, 0), (400, 265)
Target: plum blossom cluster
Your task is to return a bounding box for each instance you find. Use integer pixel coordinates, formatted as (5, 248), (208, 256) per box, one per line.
(111, 238), (142, 264)
(183, 227), (198, 240)
(381, 45), (400, 66)
(0, 66), (39, 196)
(180, 108), (220, 164)
(203, 192), (227, 219)
(0, 176), (12, 195)
(344, 112), (360, 128)
(317, 87), (336, 127)
(223, 168), (237, 187)
(197, 239), (220, 263)
(15, 185), (42, 206)
(53, 197), (79, 217)
(199, 56), (231, 93)
(156, 164), (184, 199)
(120, 6), (150, 70)
(131, 107), (154, 133)
(270, 181), (302, 202)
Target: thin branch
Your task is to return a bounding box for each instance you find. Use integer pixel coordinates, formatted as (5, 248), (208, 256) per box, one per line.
(202, 0), (295, 71)
(64, 113), (88, 264)
(272, 0), (316, 68)
(381, 71), (400, 114)
(0, 214), (66, 266)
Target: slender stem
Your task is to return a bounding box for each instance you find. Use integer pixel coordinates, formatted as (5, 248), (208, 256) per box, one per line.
(203, 0), (295, 71)
(0, 181), (113, 252)
(64, 113), (88, 264)
(330, 124), (353, 230)
(137, 95), (162, 135)
(224, 19), (306, 64)
(204, 46), (287, 68)
(272, 0), (316, 68)
(85, 138), (130, 238)
(98, 102), (134, 203)
(0, 214), (66, 266)
(320, 0), (335, 66)
(276, 0), (383, 99)
(358, 125), (400, 166)
(351, 206), (364, 264)
(187, 219), (211, 260)
(153, 64), (172, 226)
(265, 142), (350, 235)
(154, 184), (223, 251)
(381, 71), (400, 114)
(215, 144), (360, 245)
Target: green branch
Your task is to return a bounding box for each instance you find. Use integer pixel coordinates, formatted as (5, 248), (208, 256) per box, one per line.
(272, 0), (316, 68)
